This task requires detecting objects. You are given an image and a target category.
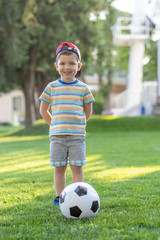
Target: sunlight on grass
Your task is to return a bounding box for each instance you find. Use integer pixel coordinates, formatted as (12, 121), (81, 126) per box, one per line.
(90, 165), (160, 182)
(85, 154), (109, 171)
(1, 118), (160, 240)
(0, 150), (49, 173)
(34, 116), (120, 124)
(91, 115), (120, 120)
(0, 127), (24, 137)
(34, 119), (46, 125)
(85, 154), (160, 182)
(0, 135), (48, 143)
(1, 185), (53, 208)
(1, 150), (160, 183)
(87, 154), (102, 161)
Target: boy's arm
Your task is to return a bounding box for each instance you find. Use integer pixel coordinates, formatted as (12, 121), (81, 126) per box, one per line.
(40, 101), (52, 125)
(84, 102), (93, 121)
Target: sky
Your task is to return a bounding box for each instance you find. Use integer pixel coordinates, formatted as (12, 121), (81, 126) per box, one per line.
(112, 0), (135, 14)
(113, 0), (160, 27)
(112, 0), (160, 39)
(90, 0), (135, 21)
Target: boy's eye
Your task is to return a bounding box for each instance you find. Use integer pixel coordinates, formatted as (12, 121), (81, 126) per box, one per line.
(59, 62), (76, 65)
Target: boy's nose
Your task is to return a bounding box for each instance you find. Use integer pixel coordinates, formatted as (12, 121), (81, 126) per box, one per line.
(65, 64), (70, 69)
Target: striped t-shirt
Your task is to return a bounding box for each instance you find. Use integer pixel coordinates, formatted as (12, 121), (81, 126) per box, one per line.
(39, 79), (95, 136)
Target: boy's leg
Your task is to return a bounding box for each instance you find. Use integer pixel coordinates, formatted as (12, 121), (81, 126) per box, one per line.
(68, 135), (86, 183)
(54, 165), (67, 196)
(70, 165), (84, 183)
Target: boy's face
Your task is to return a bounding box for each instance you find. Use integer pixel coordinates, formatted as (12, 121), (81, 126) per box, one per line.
(55, 54), (82, 83)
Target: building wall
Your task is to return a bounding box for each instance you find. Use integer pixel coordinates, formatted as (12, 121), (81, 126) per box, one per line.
(0, 77), (127, 125)
(0, 90), (25, 125)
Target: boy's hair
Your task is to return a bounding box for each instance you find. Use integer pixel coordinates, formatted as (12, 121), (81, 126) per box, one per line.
(56, 42), (81, 78)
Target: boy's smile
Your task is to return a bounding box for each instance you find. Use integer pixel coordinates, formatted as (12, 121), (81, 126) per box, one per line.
(55, 54), (82, 83)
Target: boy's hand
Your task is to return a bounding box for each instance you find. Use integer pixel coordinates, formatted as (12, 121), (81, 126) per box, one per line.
(84, 103), (93, 121)
(40, 101), (52, 125)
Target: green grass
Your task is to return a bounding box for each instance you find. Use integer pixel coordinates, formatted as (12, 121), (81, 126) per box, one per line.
(0, 116), (160, 240)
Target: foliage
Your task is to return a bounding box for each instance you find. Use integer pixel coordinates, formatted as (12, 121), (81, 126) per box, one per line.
(0, 0), (158, 126)
(90, 1), (117, 82)
(114, 46), (130, 73)
(0, 116), (160, 239)
(143, 40), (157, 81)
(86, 0), (118, 111)
(92, 93), (105, 114)
(0, 0), (103, 126)
(0, 0), (102, 89)
(99, 83), (112, 97)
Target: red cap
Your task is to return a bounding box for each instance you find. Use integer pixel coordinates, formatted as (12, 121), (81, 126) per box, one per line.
(56, 42), (81, 60)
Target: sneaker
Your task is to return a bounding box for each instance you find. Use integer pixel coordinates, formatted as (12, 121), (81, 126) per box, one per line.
(53, 196), (60, 206)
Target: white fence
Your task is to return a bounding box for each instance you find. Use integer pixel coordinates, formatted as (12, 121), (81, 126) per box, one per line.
(111, 81), (158, 115)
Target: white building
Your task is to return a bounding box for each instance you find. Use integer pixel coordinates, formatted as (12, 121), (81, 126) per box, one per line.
(0, 90), (25, 125)
(111, 0), (160, 116)
(0, 79), (158, 125)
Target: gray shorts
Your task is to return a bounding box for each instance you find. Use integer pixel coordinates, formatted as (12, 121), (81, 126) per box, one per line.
(50, 135), (86, 167)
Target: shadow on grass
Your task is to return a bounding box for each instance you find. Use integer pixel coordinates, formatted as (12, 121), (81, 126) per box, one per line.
(0, 137), (49, 155)
(1, 131), (160, 180)
(0, 191), (66, 238)
(1, 170), (160, 240)
(2, 123), (49, 137)
(0, 165), (53, 186)
(1, 116), (160, 238)
(1, 116), (160, 138)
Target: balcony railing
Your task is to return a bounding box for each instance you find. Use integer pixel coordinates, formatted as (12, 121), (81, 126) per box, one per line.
(112, 17), (150, 46)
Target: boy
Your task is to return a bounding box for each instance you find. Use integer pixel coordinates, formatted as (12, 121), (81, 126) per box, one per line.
(39, 42), (94, 205)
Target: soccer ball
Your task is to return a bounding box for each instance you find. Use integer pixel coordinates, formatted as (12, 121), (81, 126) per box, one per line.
(59, 182), (100, 219)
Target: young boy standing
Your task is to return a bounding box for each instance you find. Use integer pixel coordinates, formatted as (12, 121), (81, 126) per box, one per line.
(39, 42), (94, 205)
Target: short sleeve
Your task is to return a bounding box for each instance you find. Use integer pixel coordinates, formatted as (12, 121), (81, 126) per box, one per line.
(83, 86), (95, 105)
(39, 84), (52, 104)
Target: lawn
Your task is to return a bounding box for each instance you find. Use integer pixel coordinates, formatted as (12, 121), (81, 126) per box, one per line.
(0, 116), (160, 240)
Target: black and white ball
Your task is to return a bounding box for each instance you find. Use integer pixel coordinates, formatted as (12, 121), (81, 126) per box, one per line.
(59, 182), (100, 219)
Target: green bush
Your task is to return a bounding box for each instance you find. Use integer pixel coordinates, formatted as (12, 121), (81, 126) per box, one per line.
(93, 92), (104, 114)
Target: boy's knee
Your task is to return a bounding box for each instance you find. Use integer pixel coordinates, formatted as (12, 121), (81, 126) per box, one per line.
(70, 165), (83, 173)
(70, 165), (84, 182)
(55, 165), (67, 174)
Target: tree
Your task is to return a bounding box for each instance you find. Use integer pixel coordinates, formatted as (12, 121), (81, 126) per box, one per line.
(143, 40), (157, 81)
(0, 0), (102, 126)
(89, 0), (117, 114)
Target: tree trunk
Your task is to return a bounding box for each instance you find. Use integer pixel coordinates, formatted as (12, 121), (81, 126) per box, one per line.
(104, 94), (111, 110)
(80, 75), (86, 83)
(20, 45), (37, 127)
(36, 69), (48, 97)
(33, 90), (41, 120)
(23, 80), (35, 127)
(106, 69), (112, 109)
(34, 69), (48, 120)
(97, 72), (103, 87)
(102, 69), (113, 115)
